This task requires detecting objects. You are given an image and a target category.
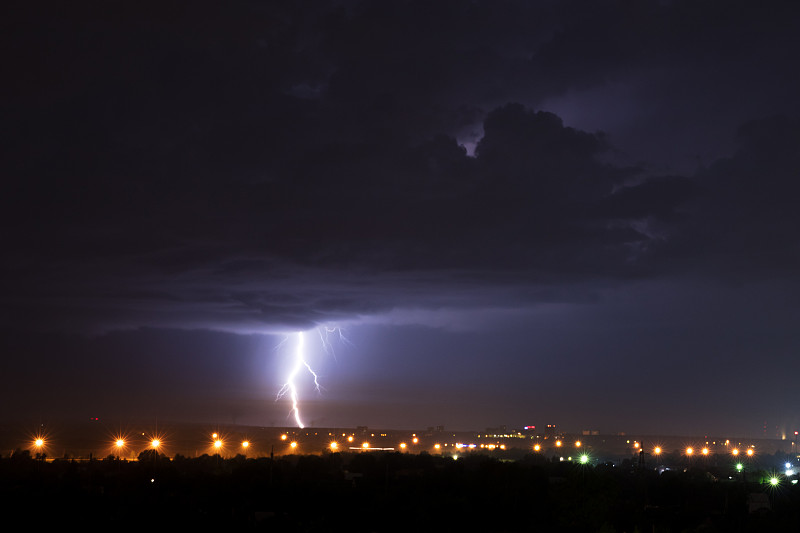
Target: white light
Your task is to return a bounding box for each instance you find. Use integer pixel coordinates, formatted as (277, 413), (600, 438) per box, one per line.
(276, 327), (348, 429)
(277, 331), (319, 429)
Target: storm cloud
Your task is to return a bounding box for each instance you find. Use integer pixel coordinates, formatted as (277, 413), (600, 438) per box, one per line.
(2, 0), (800, 433)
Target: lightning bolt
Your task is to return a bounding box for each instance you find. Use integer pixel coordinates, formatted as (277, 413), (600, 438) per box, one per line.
(275, 327), (350, 428)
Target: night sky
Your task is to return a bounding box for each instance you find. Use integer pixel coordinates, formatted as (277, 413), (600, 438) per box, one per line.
(3, 0), (800, 437)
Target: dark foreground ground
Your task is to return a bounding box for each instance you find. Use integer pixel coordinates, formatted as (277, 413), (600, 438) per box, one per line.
(2, 450), (799, 532)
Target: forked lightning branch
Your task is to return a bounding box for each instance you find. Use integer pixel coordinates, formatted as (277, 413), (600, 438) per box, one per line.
(275, 327), (348, 428)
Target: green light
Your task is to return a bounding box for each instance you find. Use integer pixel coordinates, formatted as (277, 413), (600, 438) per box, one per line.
(579, 454), (589, 464)
(769, 477), (779, 486)
(735, 463), (743, 472)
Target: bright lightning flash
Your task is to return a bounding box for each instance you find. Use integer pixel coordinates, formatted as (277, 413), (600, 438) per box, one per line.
(277, 328), (348, 429)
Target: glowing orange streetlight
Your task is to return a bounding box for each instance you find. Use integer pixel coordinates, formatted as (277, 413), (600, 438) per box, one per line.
(362, 442), (370, 449)
(399, 442), (407, 450)
(113, 437), (126, 458)
(555, 440), (562, 447)
(732, 448), (740, 456)
(412, 437), (419, 444)
(654, 446), (662, 455)
(701, 447), (709, 456)
(533, 444), (541, 452)
(329, 441), (339, 452)
(746, 448), (754, 457)
(289, 441), (298, 450)
(575, 440), (582, 448)
(685, 447), (694, 456)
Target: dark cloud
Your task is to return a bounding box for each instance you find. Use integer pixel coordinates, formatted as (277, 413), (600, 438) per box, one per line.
(3, 94), (686, 333)
(3, 0), (797, 332)
(646, 115), (800, 280)
(2, 0), (800, 433)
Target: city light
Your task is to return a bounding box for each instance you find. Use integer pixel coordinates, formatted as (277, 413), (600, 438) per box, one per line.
(736, 463), (744, 472)
(14, 426), (787, 467)
(31, 434), (49, 458)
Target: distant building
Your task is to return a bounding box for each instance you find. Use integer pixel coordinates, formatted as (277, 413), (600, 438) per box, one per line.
(484, 425), (507, 437)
